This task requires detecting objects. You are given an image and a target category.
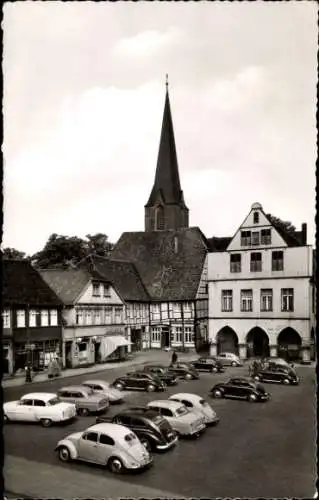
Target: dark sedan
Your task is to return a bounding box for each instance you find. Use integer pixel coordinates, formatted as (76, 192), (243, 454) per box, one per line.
(142, 365), (178, 386)
(168, 363), (200, 380)
(211, 377), (270, 402)
(252, 366), (299, 385)
(191, 357), (224, 373)
(111, 372), (166, 392)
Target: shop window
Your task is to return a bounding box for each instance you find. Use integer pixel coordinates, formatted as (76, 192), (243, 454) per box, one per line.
(2, 309), (10, 328)
(50, 310), (58, 326)
(16, 310), (26, 328)
(78, 342), (87, 352)
(151, 327), (161, 342)
(41, 310), (49, 327)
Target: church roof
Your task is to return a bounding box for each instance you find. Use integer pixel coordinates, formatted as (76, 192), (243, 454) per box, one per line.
(111, 227), (207, 301)
(145, 87), (187, 208)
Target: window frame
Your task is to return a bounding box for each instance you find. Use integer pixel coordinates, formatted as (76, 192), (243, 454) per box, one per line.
(2, 309), (10, 328)
(241, 230), (251, 246)
(221, 290), (233, 312)
(260, 289), (273, 312)
(250, 252), (262, 272)
(92, 282), (100, 297)
(261, 228), (271, 245)
(41, 310), (49, 327)
(240, 289), (253, 312)
(272, 251), (284, 271)
(50, 309), (58, 326)
(281, 288), (294, 312)
(16, 310), (26, 328)
(230, 254), (241, 273)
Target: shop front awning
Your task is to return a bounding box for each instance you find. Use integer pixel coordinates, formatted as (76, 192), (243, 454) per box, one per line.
(103, 335), (132, 358)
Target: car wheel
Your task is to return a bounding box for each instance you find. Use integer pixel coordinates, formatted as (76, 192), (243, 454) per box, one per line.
(58, 446), (71, 462)
(212, 389), (223, 398)
(108, 456), (124, 474)
(283, 378), (290, 385)
(40, 418), (52, 427)
(231, 361), (237, 367)
(211, 367), (218, 373)
(248, 393), (257, 402)
(140, 438), (152, 452)
(146, 384), (155, 392)
(115, 383), (124, 391)
(78, 408), (89, 417)
(185, 373), (192, 380)
(254, 375), (261, 382)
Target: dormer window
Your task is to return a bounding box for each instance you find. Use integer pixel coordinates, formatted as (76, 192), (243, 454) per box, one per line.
(103, 284), (111, 298)
(253, 212), (259, 224)
(92, 283), (100, 297)
(261, 229), (271, 245)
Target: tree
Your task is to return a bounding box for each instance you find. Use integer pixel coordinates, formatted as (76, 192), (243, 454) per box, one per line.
(31, 234), (88, 269)
(31, 232), (114, 269)
(86, 233), (113, 257)
(266, 214), (296, 234)
(2, 247), (29, 260)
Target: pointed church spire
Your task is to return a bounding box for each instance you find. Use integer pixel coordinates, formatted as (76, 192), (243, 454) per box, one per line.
(145, 78), (189, 231)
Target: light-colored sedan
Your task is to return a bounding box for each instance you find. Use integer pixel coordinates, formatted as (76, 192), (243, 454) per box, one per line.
(215, 352), (243, 367)
(169, 393), (219, 426)
(55, 423), (153, 474)
(57, 386), (109, 416)
(147, 400), (206, 437)
(81, 380), (124, 404)
(3, 392), (76, 427)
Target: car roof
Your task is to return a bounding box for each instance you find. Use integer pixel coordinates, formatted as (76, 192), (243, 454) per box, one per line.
(147, 399), (184, 409)
(220, 352), (237, 356)
(21, 393), (57, 401)
(119, 407), (161, 419)
(58, 385), (89, 392)
(82, 380), (109, 386)
(169, 393), (201, 402)
(229, 377), (252, 383)
(87, 423), (133, 436)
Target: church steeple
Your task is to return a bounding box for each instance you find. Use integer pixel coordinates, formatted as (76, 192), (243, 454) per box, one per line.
(145, 77), (189, 232)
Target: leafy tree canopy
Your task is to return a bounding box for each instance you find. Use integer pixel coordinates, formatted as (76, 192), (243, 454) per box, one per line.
(266, 214), (296, 234)
(2, 247), (29, 260)
(31, 233), (114, 269)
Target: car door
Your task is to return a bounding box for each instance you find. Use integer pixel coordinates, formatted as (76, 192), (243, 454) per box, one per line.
(218, 354), (227, 366)
(14, 398), (35, 421)
(33, 398), (47, 421)
(235, 381), (251, 398)
(225, 379), (241, 398)
(97, 433), (116, 464)
(78, 431), (99, 462)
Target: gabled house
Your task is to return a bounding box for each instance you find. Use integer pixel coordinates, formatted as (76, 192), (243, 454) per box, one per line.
(207, 202), (315, 362)
(2, 260), (63, 374)
(82, 255), (151, 352)
(40, 268), (129, 368)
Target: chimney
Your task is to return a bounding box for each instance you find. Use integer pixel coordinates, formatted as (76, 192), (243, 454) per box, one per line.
(301, 223), (307, 245)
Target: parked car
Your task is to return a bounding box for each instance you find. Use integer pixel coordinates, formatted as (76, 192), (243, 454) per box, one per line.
(168, 363), (200, 380)
(55, 423), (153, 473)
(263, 357), (292, 368)
(211, 377), (270, 402)
(111, 372), (166, 392)
(96, 406), (178, 452)
(57, 386), (109, 416)
(190, 357), (224, 373)
(169, 393), (219, 425)
(81, 380), (124, 404)
(142, 365), (178, 386)
(214, 353), (243, 367)
(147, 400), (206, 437)
(3, 392), (77, 427)
(252, 366), (299, 385)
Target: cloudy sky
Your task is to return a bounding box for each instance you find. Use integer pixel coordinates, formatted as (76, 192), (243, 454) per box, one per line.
(3, 1), (317, 255)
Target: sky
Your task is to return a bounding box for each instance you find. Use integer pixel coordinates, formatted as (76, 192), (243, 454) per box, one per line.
(2, 1), (317, 256)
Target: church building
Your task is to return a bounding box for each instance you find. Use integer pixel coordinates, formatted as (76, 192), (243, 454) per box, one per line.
(111, 81), (209, 350)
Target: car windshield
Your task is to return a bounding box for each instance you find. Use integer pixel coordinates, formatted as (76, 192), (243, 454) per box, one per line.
(47, 397), (61, 405)
(176, 406), (188, 416)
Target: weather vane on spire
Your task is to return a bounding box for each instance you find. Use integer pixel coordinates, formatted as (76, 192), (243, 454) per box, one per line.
(165, 74), (169, 90)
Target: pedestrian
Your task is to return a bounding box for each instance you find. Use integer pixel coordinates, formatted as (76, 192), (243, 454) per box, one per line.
(25, 363), (32, 383)
(171, 350), (178, 366)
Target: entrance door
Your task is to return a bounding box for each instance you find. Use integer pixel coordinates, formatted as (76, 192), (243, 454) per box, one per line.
(161, 326), (170, 348)
(94, 342), (101, 363)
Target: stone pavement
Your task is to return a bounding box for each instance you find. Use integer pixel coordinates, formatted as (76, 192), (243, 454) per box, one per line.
(4, 454), (183, 499)
(2, 349), (197, 389)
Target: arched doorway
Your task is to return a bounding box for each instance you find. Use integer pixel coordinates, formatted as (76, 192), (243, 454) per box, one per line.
(277, 328), (302, 362)
(246, 327), (270, 358)
(216, 327), (239, 355)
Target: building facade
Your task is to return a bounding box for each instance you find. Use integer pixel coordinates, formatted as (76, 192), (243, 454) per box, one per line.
(40, 268), (129, 368)
(2, 260), (63, 374)
(207, 202), (315, 362)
